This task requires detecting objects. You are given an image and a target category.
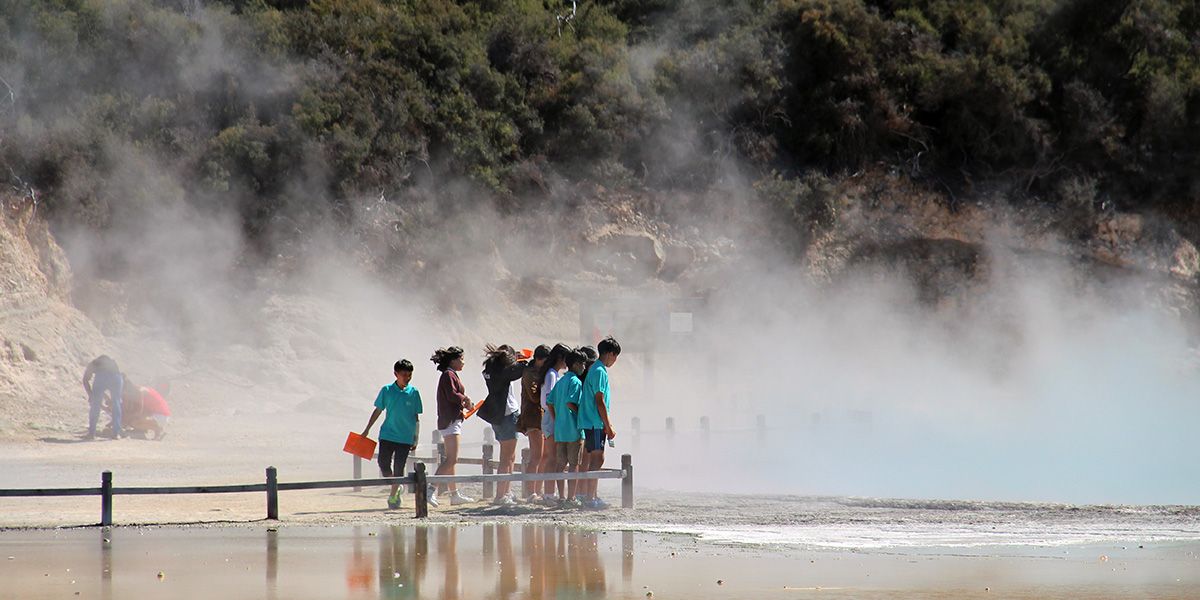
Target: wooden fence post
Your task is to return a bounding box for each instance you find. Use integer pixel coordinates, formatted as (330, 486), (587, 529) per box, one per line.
(665, 417), (675, 438)
(482, 443), (495, 500)
(413, 463), (428, 518)
(621, 454), (633, 509)
(353, 455), (362, 492)
(700, 416), (710, 444)
(266, 466), (279, 520)
(100, 471), (112, 526)
(631, 417), (641, 446)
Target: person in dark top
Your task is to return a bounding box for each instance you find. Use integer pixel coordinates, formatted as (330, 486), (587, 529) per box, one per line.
(517, 344), (551, 500)
(480, 344), (528, 505)
(431, 346), (475, 505)
(82, 355), (123, 439)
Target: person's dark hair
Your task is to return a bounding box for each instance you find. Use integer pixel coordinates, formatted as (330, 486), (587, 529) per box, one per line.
(430, 346), (464, 371)
(597, 336), (621, 356)
(538, 343), (572, 381)
(483, 344), (516, 370)
(565, 349), (587, 370)
(394, 359), (414, 373)
(578, 345), (598, 361)
(533, 344), (551, 361)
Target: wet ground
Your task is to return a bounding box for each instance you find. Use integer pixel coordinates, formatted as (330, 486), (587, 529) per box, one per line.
(3, 523), (1200, 599)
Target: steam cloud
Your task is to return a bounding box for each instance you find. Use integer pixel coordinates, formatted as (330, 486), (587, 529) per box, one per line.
(3, 2), (1197, 505)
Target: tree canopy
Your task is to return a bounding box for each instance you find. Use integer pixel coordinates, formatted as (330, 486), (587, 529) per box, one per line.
(1, 0), (1197, 241)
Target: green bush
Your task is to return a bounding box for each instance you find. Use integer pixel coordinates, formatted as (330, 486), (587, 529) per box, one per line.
(2, 0), (1198, 247)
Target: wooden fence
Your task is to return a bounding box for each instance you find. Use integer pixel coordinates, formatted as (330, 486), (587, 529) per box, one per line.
(355, 427), (626, 499)
(0, 455), (633, 526)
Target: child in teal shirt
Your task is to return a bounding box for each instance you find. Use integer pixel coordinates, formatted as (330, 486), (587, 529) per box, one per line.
(549, 349), (587, 505)
(578, 337), (620, 509)
(362, 359), (422, 509)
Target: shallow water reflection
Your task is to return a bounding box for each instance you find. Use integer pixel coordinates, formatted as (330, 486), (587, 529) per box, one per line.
(348, 524), (625, 599)
(4, 523), (1198, 599)
(2, 524), (637, 599)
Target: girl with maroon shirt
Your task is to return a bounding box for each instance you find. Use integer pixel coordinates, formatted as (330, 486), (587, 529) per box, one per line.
(431, 346), (476, 505)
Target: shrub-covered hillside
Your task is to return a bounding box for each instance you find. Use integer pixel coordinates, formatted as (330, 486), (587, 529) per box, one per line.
(2, 0), (1198, 248)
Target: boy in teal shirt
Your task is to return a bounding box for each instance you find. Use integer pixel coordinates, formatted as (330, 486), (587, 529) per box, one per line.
(362, 359), (422, 509)
(578, 337), (620, 509)
(548, 349), (587, 506)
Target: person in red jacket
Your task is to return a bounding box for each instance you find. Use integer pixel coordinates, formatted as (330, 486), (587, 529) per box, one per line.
(431, 346), (475, 506)
(118, 376), (172, 440)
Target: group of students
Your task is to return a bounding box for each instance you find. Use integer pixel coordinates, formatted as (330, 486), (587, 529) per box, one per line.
(361, 337), (621, 511)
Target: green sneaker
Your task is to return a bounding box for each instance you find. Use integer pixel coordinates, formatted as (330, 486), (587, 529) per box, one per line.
(387, 492), (401, 510)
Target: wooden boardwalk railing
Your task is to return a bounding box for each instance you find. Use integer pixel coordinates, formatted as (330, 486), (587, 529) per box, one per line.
(0, 454), (634, 526)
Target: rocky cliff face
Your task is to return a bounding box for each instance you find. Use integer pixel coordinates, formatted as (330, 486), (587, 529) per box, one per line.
(0, 195), (106, 437)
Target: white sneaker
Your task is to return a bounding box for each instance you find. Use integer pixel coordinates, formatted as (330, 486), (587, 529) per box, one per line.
(527, 493), (542, 504)
(492, 494), (516, 506)
(450, 491), (474, 506)
(427, 485), (439, 507)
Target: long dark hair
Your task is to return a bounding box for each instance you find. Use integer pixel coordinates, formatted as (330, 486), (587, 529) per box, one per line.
(430, 346), (464, 371)
(538, 343), (571, 382)
(482, 344), (516, 371)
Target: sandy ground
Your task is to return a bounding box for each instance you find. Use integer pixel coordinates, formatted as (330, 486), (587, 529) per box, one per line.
(0, 409), (636, 528)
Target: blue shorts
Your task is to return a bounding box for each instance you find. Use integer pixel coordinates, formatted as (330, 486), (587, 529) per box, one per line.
(492, 412), (519, 442)
(582, 428), (606, 453)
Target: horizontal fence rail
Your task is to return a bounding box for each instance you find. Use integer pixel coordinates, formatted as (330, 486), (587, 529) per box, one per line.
(0, 453), (634, 525)
(0, 487), (103, 497)
(111, 484), (269, 495)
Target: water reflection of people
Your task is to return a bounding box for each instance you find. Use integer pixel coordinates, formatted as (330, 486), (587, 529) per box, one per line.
(523, 525), (546, 599)
(572, 531), (607, 598)
(346, 525), (373, 596)
(378, 525), (426, 599)
(365, 524), (623, 599)
(525, 526), (610, 600)
(436, 527), (461, 599)
(495, 523), (518, 597)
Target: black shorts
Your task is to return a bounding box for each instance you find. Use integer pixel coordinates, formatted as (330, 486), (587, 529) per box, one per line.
(378, 439), (412, 478)
(582, 428), (607, 453)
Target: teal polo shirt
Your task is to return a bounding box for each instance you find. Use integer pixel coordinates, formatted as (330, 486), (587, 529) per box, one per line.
(550, 371), (583, 442)
(577, 362), (610, 430)
(374, 382), (422, 444)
